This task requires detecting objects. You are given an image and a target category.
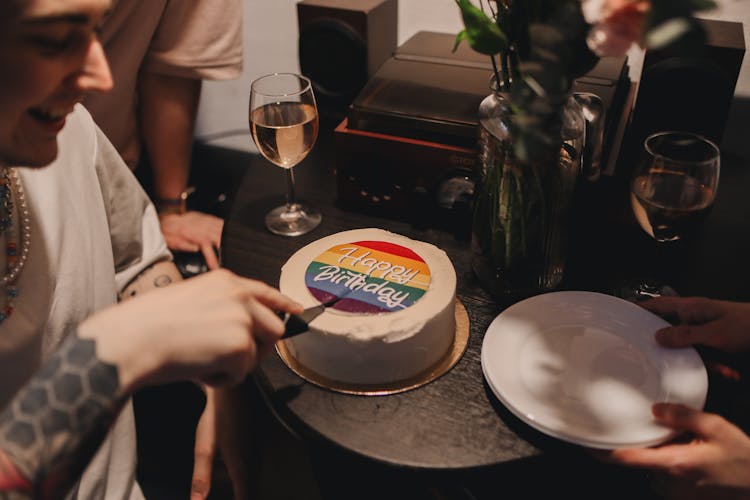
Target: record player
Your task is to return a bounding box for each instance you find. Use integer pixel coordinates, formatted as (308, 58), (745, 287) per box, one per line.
(334, 31), (632, 232)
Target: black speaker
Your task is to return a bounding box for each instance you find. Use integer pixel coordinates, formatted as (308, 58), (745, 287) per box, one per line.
(625, 18), (745, 157)
(297, 0), (398, 118)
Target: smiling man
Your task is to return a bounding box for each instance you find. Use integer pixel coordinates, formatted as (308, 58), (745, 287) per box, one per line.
(0, 1), (301, 499)
(0, 0), (113, 166)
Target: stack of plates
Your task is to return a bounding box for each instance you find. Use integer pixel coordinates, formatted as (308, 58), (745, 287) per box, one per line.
(481, 291), (708, 449)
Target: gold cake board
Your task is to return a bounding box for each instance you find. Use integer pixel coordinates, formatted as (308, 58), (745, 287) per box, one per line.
(275, 299), (470, 396)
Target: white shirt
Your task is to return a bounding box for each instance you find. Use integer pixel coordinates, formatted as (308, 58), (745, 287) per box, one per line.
(0, 105), (170, 499)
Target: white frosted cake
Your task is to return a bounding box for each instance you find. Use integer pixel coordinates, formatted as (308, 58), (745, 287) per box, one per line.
(279, 228), (457, 385)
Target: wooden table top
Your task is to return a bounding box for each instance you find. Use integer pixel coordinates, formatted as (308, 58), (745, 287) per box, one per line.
(210, 126), (750, 471)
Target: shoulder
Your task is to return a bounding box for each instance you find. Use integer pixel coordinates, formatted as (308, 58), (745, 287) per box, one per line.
(60, 105), (122, 170)
(16, 106), (111, 216)
(60, 105), (97, 144)
(56, 105), (141, 202)
(46, 105), (100, 177)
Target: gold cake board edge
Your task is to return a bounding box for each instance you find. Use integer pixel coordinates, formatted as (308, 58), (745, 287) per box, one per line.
(275, 299), (470, 396)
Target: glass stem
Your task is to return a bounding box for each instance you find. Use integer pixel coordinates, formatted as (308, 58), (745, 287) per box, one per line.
(285, 167), (297, 212)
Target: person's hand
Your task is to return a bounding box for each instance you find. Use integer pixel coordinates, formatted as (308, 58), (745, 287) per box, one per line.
(190, 385), (253, 500)
(78, 269), (303, 391)
(159, 211), (224, 269)
(641, 296), (750, 354)
(608, 403), (750, 499)
(191, 388), (217, 500)
(213, 384), (254, 500)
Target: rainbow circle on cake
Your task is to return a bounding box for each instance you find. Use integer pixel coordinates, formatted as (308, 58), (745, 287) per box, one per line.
(279, 228), (457, 385)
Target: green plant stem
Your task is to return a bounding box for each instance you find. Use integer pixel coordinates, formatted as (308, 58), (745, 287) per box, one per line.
(513, 167), (526, 257)
(530, 162), (546, 243)
(488, 148), (503, 266)
(490, 55), (502, 92)
(500, 52), (511, 90)
(509, 49), (520, 82)
(503, 167), (513, 270)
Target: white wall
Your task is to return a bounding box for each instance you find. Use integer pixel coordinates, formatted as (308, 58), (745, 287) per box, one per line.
(196, 0), (750, 152)
(195, 0), (465, 151)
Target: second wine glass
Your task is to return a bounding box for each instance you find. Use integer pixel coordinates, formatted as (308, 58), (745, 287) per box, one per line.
(624, 130), (720, 299)
(249, 73), (321, 236)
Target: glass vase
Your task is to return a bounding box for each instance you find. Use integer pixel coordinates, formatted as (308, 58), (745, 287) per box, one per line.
(471, 88), (602, 300)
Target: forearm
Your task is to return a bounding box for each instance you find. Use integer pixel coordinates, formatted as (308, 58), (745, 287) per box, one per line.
(0, 333), (125, 499)
(138, 73), (201, 203)
(118, 259), (183, 301)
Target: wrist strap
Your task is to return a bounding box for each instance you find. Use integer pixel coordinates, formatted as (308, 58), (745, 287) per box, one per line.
(156, 187), (195, 215)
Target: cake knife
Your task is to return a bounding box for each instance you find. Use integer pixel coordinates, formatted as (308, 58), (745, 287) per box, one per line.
(279, 298), (338, 339)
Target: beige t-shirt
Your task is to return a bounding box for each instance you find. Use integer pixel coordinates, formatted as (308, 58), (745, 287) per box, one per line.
(84, 0), (243, 169)
(0, 105), (170, 500)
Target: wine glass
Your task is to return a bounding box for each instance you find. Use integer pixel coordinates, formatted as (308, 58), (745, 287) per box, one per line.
(623, 131), (720, 299)
(249, 73), (321, 236)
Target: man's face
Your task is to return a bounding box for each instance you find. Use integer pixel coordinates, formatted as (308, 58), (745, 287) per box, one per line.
(0, 0), (113, 167)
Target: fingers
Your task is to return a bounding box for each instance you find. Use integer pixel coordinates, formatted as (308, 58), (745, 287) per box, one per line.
(608, 404), (719, 471)
(160, 211), (223, 260)
(197, 270), (301, 348)
(166, 236), (201, 253)
(655, 325), (714, 349)
(241, 278), (303, 315)
(170, 271), (299, 380)
(187, 211), (223, 247)
(224, 276), (303, 361)
(641, 296), (722, 325)
(609, 443), (692, 471)
(640, 297), (726, 349)
(653, 403), (727, 440)
(247, 299), (285, 348)
(652, 403), (702, 431)
(201, 242), (220, 270)
(191, 391), (217, 500)
(639, 296), (687, 317)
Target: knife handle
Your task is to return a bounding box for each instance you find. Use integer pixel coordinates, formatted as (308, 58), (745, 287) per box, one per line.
(280, 313), (311, 339)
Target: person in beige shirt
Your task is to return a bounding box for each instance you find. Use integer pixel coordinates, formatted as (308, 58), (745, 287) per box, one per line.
(83, 2), (247, 497)
(84, 0), (243, 270)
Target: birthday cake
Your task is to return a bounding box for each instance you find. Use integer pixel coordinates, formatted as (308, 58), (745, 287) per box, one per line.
(279, 228), (457, 385)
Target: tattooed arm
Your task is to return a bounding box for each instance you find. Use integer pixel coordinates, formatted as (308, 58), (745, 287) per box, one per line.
(118, 259), (183, 301)
(0, 334), (122, 499)
(0, 451), (31, 497)
(0, 257), (182, 499)
(0, 270), (302, 499)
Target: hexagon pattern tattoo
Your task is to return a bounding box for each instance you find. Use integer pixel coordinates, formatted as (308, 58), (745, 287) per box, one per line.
(0, 333), (122, 495)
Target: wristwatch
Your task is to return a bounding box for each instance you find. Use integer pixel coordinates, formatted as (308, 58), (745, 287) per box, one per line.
(156, 187), (195, 215)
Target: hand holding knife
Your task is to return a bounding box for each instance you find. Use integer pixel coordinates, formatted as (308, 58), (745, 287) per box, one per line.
(279, 298), (338, 339)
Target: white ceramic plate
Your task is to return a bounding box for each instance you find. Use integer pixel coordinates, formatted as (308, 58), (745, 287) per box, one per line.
(481, 291), (708, 449)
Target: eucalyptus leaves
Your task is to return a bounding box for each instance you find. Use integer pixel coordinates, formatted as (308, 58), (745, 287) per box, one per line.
(455, 0), (596, 160)
(454, 0), (716, 160)
(457, 0), (716, 298)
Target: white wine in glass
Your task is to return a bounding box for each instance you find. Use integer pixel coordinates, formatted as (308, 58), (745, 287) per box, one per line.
(623, 131), (720, 299)
(249, 73), (321, 236)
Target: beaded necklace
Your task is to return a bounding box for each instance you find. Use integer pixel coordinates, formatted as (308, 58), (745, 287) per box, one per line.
(0, 167), (30, 324)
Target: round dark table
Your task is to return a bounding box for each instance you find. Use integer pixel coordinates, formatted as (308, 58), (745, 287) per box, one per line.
(210, 134), (750, 480)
